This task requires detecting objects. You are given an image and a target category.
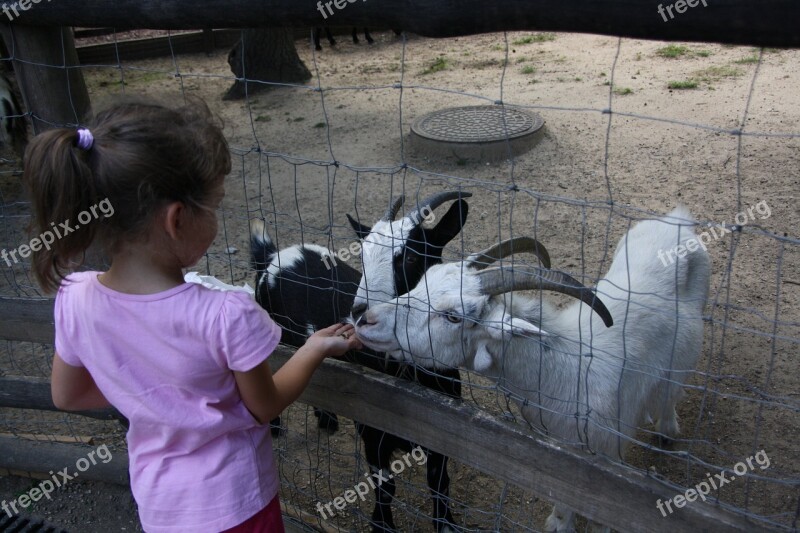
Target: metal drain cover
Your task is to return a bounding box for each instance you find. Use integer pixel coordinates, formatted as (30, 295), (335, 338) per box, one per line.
(410, 105), (545, 162)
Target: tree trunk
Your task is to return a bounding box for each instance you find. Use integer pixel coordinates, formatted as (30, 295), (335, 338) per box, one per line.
(224, 28), (311, 100)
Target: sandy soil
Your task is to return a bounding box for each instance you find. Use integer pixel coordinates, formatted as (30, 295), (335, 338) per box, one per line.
(1, 29), (798, 532)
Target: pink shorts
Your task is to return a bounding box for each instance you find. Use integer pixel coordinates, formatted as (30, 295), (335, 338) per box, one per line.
(222, 495), (284, 533)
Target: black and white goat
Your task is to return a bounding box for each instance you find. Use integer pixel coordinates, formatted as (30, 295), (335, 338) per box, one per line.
(250, 191), (470, 532)
(354, 207), (711, 532)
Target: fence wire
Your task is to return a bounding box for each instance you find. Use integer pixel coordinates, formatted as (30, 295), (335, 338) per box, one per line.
(0, 26), (798, 532)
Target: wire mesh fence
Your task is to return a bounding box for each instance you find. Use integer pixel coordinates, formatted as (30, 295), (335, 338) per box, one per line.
(0, 26), (798, 531)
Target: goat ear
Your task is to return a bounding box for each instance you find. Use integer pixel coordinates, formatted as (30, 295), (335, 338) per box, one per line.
(346, 214), (372, 240)
(424, 199), (469, 247)
(473, 342), (494, 372)
(506, 317), (549, 337)
(485, 309), (549, 339)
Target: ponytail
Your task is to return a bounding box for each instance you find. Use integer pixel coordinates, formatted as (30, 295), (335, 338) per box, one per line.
(24, 128), (101, 293)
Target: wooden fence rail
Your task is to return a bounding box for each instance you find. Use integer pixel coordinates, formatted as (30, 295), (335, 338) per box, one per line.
(3, 0), (800, 48)
(0, 296), (774, 532)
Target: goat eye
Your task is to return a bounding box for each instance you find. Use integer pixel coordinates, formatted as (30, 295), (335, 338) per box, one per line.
(444, 312), (462, 324)
(405, 254), (418, 264)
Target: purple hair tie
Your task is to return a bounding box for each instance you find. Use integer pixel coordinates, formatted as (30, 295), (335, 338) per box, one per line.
(76, 128), (94, 151)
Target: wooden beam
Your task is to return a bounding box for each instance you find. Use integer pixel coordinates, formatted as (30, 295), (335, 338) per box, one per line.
(0, 297), (55, 344)
(0, 297), (771, 531)
(0, 376), (125, 422)
(267, 351), (769, 533)
(0, 25), (90, 132)
(0, 436), (129, 485)
(75, 29), (242, 64)
(2, 0), (798, 48)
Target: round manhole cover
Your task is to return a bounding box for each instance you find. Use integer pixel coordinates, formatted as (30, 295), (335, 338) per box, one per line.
(410, 105), (545, 162)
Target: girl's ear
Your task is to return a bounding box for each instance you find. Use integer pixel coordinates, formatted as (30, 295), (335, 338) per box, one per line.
(162, 202), (185, 240)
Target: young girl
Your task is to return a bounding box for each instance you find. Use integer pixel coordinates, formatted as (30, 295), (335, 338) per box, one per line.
(24, 98), (361, 532)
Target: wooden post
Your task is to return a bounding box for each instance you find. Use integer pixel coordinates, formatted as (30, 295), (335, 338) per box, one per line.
(0, 25), (90, 133)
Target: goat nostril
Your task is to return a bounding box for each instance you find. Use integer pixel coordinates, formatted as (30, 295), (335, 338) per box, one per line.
(356, 314), (369, 328)
(351, 303), (367, 319)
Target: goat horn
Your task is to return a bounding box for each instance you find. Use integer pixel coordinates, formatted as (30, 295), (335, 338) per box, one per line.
(477, 267), (614, 327)
(404, 191), (472, 224)
(466, 237), (551, 270)
(383, 195), (406, 221)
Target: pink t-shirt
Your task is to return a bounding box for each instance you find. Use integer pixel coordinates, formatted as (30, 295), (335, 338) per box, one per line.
(54, 271), (283, 532)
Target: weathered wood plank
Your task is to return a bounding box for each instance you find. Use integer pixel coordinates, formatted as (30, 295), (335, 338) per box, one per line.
(272, 351), (766, 532)
(0, 436), (129, 485)
(75, 29), (242, 64)
(0, 376), (125, 422)
(2, 0), (798, 47)
(0, 297), (55, 344)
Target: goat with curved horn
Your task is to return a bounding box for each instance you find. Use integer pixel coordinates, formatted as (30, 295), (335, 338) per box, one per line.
(384, 194), (406, 221)
(404, 191), (472, 224)
(476, 267), (613, 327)
(466, 236), (551, 270)
(354, 206), (711, 533)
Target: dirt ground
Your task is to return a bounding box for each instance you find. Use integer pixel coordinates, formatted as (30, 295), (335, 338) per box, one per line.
(1, 28), (798, 532)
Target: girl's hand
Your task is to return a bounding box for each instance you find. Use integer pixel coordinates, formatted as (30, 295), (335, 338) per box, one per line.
(306, 323), (362, 357)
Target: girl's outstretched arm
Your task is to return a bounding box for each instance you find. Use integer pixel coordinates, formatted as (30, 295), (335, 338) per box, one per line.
(51, 352), (112, 410)
(234, 323), (361, 424)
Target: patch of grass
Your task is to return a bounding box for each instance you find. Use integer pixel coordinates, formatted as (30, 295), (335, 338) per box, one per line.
(313, 122), (326, 128)
(420, 56), (449, 75)
(521, 65), (536, 75)
(512, 33), (556, 45)
(574, 77), (583, 82)
(291, 117), (305, 122)
(733, 55), (760, 64)
(516, 57), (529, 64)
(694, 65), (742, 82)
(696, 50), (712, 57)
(490, 44), (505, 52)
(656, 44), (690, 58)
(668, 79), (698, 90)
(613, 86), (633, 95)
(254, 115), (271, 122)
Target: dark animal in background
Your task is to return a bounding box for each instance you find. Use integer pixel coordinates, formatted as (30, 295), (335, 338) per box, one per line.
(250, 191), (470, 532)
(0, 73), (27, 159)
(314, 27), (374, 50)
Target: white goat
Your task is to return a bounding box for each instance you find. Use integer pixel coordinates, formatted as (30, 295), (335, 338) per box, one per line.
(354, 206), (711, 532)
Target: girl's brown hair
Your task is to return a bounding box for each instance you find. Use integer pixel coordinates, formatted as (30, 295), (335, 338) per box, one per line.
(24, 97), (231, 292)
